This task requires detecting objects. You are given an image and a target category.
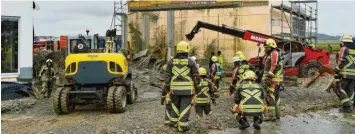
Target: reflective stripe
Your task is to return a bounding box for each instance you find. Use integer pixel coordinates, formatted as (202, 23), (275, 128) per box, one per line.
(171, 103), (180, 116)
(242, 105), (263, 109)
(179, 104), (192, 121)
(267, 106), (275, 110)
(178, 121), (188, 126)
(243, 109), (263, 113)
(166, 109), (178, 122)
(341, 98), (350, 104)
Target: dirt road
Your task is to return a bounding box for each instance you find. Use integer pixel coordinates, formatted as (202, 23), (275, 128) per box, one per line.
(2, 70), (355, 134)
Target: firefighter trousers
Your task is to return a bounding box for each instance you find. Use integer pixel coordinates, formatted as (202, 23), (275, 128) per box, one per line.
(338, 79), (355, 108)
(195, 104), (211, 117)
(165, 102), (174, 124)
(170, 95), (192, 131)
(41, 81), (53, 98)
(265, 82), (281, 117)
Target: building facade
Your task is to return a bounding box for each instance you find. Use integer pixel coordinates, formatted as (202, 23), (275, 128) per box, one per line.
(1, 1), (34, 80)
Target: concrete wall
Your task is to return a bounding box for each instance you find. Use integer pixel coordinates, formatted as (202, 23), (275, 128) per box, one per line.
(1, 1), (33, 79)
(128, 4), (272, 64)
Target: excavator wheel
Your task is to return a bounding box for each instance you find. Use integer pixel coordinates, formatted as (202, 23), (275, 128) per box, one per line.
(107, 86), (127, 113)
(53, 87), (75, 114)
(127, 81), (137, 104)
(299, 61), (322, 78)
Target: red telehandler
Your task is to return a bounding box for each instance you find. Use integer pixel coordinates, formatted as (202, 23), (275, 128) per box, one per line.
(186, 21), (332, 79)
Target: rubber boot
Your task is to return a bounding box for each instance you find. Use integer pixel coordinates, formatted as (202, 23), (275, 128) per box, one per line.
(238, 118), (250, 130)
(253, 117), (262, 130)
(339, 106), (352, 113)
(179, 126), (190, 132)
(275, 106), (281, 119)
(263, 111), (276, 121)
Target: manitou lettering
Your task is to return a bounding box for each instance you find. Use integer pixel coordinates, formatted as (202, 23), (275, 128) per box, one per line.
(251, 35), (266, 42)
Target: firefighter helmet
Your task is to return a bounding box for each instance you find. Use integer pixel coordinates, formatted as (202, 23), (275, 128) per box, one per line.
(211, 56), (218, 62)
(199, 67), (207, 76)
(162, 64), (167, 71)
(309, 44), (315, 49)
(233, 56), (241, 62)
(46, 59), (53, 63)
(243, 70), (256, 80)
(176, 41), (190, 53)
(341, 34), (353, 43)
(236, 51), (244, 57)
(265, 39), (277, 48)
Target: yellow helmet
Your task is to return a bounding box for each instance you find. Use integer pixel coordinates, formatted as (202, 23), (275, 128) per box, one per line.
(233, 56), (241, 62)
(176, 41), (190, 53)
(264, 39), (277, 48)
(341, 34), (353, 43)
(243, 70), (256, 80)
(236, 51), (247, 61)
(309, 44), (315, 49)
(162, 64), (167, 71)
(211, 56), (218, 62)
(236, 51), (244, 57)
(199, 67), (207, 75)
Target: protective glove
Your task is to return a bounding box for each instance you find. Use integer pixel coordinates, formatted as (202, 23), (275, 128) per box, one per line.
(161, 96), (166, 105)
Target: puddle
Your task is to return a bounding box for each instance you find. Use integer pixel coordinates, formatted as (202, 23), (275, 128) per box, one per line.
(209, 109), (355, 134)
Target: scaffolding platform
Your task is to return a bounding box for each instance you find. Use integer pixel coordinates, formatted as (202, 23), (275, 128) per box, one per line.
(272, 4), (316, 21)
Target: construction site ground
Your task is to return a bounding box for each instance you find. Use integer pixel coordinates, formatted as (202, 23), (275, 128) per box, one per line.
(2, 69), (355, 134)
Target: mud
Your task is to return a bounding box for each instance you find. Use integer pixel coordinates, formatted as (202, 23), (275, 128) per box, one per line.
(2, 68), (355, 134)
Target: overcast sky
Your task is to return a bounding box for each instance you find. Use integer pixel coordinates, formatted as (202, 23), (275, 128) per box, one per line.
(33, 1), (355, 36)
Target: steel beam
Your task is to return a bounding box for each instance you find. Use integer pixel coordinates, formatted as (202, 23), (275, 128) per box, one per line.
(167, 10), (174, 61)
(129, 2), (268, 12)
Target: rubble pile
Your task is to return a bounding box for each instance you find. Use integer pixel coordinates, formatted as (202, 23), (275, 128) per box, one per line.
(1, 98), (37, 113)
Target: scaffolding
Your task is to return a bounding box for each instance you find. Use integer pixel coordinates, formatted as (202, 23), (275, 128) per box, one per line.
(270, 0), (318, 44)
(111, 0), (128, 49)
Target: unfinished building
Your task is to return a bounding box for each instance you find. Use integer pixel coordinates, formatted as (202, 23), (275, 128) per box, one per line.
(126, 0), (318, 66)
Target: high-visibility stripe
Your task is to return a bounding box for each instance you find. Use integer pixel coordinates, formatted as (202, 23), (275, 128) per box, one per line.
(179, 104), (192, 121)
(242, 105), (263, 108)
(243, 109), (263, 113)
(341, 98), (350, 104)
(338, 47), (346, 66)
(270, 51), (278, 73)
(166, 109), (178, 122)
(171, 103), (180, 116)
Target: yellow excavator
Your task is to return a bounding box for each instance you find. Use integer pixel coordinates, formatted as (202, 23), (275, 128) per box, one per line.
(53, 30), (137, 114)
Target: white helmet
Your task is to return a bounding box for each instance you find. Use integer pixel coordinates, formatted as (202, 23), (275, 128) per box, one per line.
(340, 34), (353, 43)
(233, 56), (241, 62)
(46, 59), (53, 63)
(190, 56), (196, 61)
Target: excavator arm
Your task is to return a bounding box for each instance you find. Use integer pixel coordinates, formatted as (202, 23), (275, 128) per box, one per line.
(185, 21), (283, 44)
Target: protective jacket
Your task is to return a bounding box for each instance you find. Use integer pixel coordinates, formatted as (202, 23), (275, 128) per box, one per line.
(164, 53), (199, 95)
(262, 49), (284, 82)
(195, 78), (215, 105)
(234, 81), (266, 116)
(232, 63), (251, 87)
(337, 44), (355, 80)
(210, 62), (222, 80)
(39, 65), (55, 82)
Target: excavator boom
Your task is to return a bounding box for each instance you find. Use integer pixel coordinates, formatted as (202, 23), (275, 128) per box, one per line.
(186, 21), (283, 44)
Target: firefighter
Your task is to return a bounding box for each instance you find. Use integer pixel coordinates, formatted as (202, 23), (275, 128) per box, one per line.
(262, 39), (284, 121)
(231, 70), (266, 130)
(217, 51), (224, 68)
(162, 41), (199, 132)
(230, 56), (242, 95)
(195, 67), (216, 117)
(39, 58), (56, 98)
(210, 56), (222, 93)
(230, 53), (252, 95)
(335, 34), (355, 113)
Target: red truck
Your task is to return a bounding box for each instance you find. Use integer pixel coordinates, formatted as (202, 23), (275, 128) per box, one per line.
(186, 21), (331, 77)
